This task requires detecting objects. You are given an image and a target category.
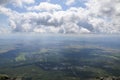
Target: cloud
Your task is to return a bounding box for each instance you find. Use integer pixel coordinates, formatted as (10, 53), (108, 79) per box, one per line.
(0, 0), (35, 7)
(86, 0), (120, 33)
(0, 26), (11, 33)
(0, 6), (19, 19)
(12, 0), (35, 7)
(65, 0), (75, 6)
(27, 2), (62, 12)
(0, 0), (9, 5)
(65, 0), (87, 6)
(0, 0), (120, 34)
(0, 6), (91, 33)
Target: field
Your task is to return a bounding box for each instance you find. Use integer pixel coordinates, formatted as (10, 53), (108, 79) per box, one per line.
(0, 34), (120, 80)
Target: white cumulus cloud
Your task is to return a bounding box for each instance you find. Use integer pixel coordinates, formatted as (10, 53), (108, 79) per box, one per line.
(0, 0), (35, 7)
(27, 2), (62, 12)
(86, 0), (120, 33)
(65, 0), (75, 6)
(0, 0), (120, 34)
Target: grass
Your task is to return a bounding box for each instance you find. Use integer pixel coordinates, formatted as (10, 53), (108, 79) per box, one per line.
(15, 53), (26, 62)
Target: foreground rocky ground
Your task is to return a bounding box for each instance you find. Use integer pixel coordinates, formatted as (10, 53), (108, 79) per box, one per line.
(94, 76), (120, 80)
(0, 74), (120, 80)
(0, 74), (22, 80)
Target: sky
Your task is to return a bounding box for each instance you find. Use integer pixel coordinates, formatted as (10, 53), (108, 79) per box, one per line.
(0, 0), (120, 34)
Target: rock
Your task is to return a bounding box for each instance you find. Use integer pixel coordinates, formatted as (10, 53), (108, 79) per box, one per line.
(0, 74), (10, 80)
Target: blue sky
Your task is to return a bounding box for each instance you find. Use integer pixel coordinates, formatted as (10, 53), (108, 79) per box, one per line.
(0, 0), (120, 34)
(5, 0), (86, 12)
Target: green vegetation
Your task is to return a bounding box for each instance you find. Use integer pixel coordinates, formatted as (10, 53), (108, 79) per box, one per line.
(0, 46), (120, 80)
(0, 35), (120, 80)
(15, 53), (26, 62)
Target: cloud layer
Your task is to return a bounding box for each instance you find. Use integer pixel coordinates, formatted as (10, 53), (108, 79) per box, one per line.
(0, 0), (120, 34)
